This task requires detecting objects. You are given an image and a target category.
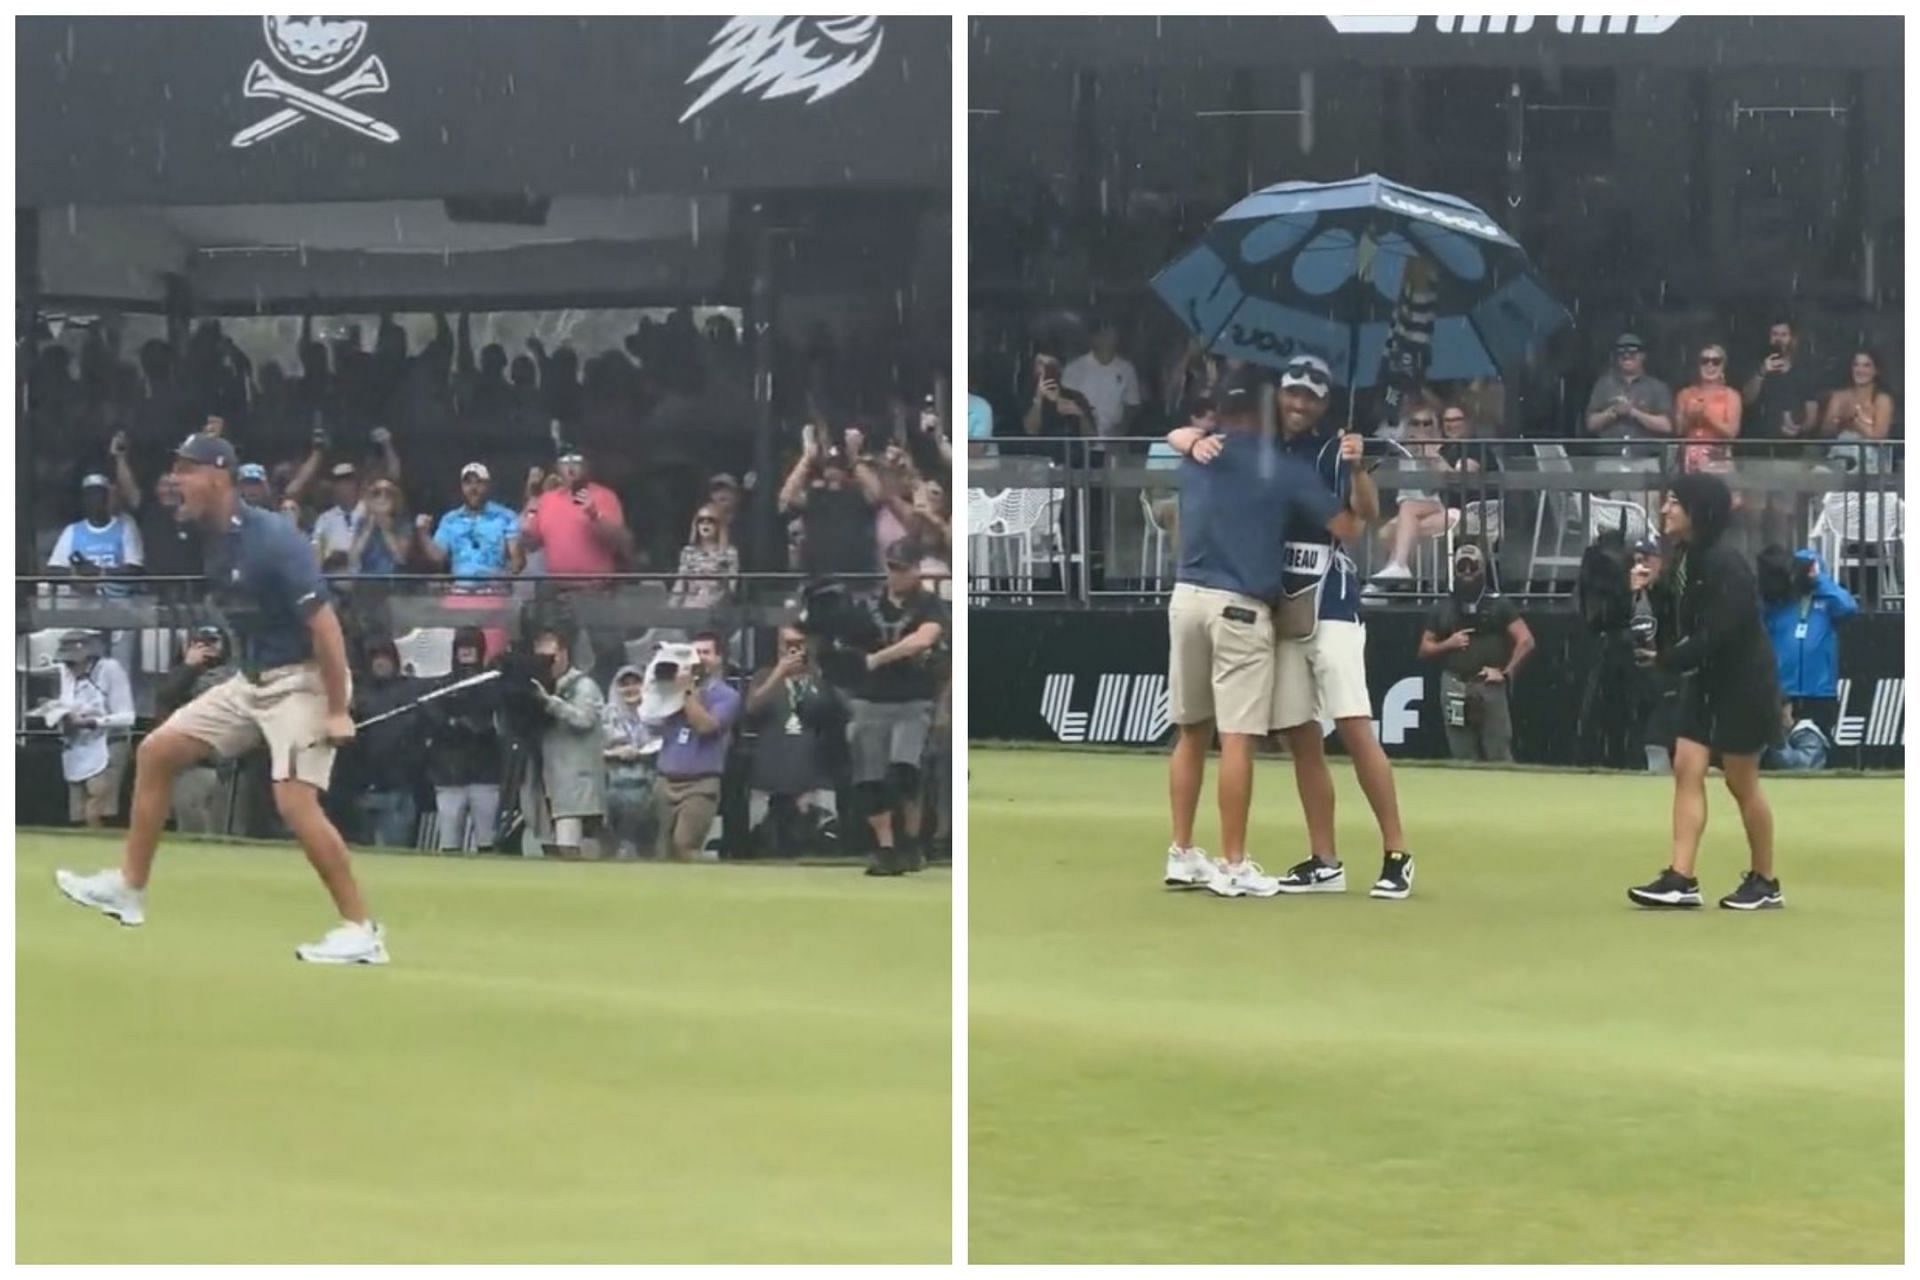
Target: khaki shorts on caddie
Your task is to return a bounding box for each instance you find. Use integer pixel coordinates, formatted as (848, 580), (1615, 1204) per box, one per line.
(165, 665), (347, 791)
(1271, 618), (1372, 730)
(1167, 582), (1277, 736)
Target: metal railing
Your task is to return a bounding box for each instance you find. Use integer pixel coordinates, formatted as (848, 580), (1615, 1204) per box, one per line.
(966, 435), (1904, 609)
(18, 569), (951, 719)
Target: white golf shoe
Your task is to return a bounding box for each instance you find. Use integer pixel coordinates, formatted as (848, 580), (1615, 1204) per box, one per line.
(1163, 845), (1219, 889)
(54, 868), (146, 926)
(1206, 858), (1282, 899)
(295, 920), (390, 966)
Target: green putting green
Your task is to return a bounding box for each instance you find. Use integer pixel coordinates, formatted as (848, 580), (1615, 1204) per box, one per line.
(18, 837), (950, 1263)
(969, 749), (1901, 1264)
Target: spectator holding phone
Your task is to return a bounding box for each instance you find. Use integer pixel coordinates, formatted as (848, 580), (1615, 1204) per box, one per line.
(1010, 353), (1092, 461)
(779, 425), (879, 577)
(519, 445), (634, 678)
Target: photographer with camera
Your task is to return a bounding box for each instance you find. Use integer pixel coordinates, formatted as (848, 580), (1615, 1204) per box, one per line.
(1418, 544), (1533, 763)
(155, 626), (237, 834)
(744, 624), (846, 857)
(41, 630), (137, 829)
(642, 632), (742, 862)
(524, 626), (606, 860)
(423, 628), (507, 853)
(844, 540), (948, 877)
(340, 637), (425, 848)
(1759, 544), (1857, 743)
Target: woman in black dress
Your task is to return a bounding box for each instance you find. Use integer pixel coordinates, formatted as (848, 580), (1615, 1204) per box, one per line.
(1627, 472), (1784, 910)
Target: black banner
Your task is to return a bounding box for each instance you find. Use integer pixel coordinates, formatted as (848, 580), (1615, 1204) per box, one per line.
(971, 606), (1906, 770)
(973, 16), (1902, 72)
(18, 17), (949, 207)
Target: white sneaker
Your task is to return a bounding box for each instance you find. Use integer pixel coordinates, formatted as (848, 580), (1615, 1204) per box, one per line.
(54, 868), (145, 926)
(1163, 845), (1219, 888)
(1371, 562), (1413, 582)
(1207, 858), (1282, 899)
(295, 920), (390, 966)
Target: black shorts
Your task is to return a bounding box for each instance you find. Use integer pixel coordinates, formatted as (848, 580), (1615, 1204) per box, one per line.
(1675, 675), (1781, 758)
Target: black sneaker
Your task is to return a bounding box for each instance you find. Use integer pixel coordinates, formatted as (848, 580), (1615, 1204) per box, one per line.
(864, 848), (905, 877)
(1274, 856), (1345, 894)
(1718, 871), (1784, 911)
(1627, 868), (1703, 908)
(902, 846), (929, 874)
(1370, 851), (1415, 900)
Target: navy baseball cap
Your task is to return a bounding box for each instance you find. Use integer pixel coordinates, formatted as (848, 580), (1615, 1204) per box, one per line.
(175, 433), (237, 471)
(1216, 365), (1269, 410)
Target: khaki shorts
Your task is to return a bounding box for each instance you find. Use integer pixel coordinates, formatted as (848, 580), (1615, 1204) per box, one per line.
(1167, 582), (1276, 736)
(165, 666), (347, 791)
(68, 739), (130, 823)
(1271, 618), (1372, 730)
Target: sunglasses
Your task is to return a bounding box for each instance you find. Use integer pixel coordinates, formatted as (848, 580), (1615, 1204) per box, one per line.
(1615, 346), (1643, 356)
(1408, 417), (1437, 427)
(1699, 354), (1725, 365)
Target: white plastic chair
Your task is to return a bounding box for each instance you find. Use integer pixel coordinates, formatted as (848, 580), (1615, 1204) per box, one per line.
(394, 627), (456, 679)
(976, 487), (1063, 599)
(1526, 443), (1650, 585)
(1811, 491), (1904, 600)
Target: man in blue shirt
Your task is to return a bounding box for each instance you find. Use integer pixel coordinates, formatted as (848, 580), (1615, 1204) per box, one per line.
(1177, 356), (1421, 901)
(55, 433), (388, 965)
(1161, 364), (1364, 899)
(420, 461), (524, 587)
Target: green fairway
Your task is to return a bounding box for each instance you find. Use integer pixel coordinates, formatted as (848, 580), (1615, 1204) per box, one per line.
(18, 837), (950, 1263)
(968, 748), (1902, 1264)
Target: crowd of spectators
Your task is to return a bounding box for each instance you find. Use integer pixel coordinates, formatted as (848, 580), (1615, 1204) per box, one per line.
(970, 310), (1901, 595)
(23, 307), (954, 864)
(28, 309), (954, 590)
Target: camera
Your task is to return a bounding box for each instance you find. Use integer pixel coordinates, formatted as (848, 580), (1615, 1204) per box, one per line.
(795, 580), (885, 688)
(1576, 531), (1633, 635)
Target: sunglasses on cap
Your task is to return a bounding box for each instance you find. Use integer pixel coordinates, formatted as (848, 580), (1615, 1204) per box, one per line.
(1278, 361), (1331, 396)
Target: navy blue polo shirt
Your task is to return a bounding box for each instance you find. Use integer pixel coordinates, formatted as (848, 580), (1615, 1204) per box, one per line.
(1177, 431), (1340, 601)
(1277, 427), (1363, 623)
(204, 502), (332, 671)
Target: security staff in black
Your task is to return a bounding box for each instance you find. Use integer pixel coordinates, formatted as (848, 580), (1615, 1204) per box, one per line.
(52, 432), (391, 964)
(849, 539), (948, 876)
(1418, 544), (1533, 763)
(1627, 472), (1784, 912)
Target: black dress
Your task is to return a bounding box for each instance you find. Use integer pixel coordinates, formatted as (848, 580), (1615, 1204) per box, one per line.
(1653, 540), (1782, 756)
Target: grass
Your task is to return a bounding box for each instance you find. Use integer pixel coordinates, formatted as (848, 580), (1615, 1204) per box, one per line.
(968, 747), (1903, 1264)
(17, 837), (950, 1263)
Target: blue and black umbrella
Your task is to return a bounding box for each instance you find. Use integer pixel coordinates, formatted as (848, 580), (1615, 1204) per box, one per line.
(1152, 173), (1569, 390)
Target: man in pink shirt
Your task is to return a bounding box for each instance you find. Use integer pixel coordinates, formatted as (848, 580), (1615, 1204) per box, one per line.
(520, 446), (634, 679)
(519, 446), (632, 578)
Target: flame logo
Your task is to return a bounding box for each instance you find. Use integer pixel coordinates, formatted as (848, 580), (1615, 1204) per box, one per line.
(681, 16), (883, 124)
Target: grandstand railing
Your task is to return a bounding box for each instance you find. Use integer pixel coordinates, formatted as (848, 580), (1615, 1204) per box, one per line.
(966, 436), (1904, 610)
(17, 569), (951, 723)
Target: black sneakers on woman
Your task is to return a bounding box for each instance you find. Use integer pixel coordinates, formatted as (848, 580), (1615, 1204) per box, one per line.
(1370, 851), (1415, 900)
(1718, 871), (1784, 911)
(1627, 868), (1703, 908)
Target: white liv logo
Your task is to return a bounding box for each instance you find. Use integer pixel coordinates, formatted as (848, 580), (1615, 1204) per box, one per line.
(681, 16), (885, 123)
(1326, 17), (1679, 36)
(1038, 673), (1424, 747)
(1833, 677), (1905, 749)
(231, 17), (400, 149)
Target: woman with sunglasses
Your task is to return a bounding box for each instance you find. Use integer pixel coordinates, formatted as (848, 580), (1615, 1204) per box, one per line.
(1675, 344), (1742, 475)
(668, 505), (739, 614)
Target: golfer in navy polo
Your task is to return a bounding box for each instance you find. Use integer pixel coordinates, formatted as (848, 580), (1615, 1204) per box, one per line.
(1168, 355), (1418, 901)
(56, 433), (389, 964)
(1162, 366), (1367, 899)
